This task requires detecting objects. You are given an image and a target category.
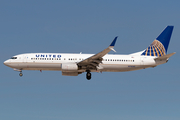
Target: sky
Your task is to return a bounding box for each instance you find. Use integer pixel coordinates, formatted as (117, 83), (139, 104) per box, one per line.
(0, 0), (180, 120)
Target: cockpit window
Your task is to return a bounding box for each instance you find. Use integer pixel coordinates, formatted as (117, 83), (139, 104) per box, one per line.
(11, 57), (17, 59)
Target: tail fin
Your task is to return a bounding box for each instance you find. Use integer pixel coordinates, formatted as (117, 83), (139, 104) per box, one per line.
(141, 26), (174, 57)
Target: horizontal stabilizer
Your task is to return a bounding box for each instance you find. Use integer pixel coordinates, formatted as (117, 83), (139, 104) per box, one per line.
(154, 52), (176, 61)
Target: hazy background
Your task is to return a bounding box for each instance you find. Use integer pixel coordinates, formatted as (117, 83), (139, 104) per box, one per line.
(0, 0), (180, 120)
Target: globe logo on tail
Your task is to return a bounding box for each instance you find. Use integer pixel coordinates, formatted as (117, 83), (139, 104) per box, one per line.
(141, 40), (166, 57)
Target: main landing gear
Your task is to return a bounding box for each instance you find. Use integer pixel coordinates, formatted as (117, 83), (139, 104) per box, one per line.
(86, 70), (91, 80)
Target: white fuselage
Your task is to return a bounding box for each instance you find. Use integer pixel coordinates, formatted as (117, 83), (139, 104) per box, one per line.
(4, 53), (166, 73)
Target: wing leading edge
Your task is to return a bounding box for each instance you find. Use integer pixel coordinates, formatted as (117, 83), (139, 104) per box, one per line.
(77, 37), (118, 70)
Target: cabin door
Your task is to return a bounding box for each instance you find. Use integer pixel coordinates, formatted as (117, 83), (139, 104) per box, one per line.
(140, 57), (144, 65)
(23, 55), (27, 63)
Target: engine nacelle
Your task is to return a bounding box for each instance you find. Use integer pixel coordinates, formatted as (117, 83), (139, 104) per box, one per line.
(61, 63), (78, 71)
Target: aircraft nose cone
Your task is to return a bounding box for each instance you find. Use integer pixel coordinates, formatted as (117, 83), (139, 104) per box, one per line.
(4, 60), (10, 66)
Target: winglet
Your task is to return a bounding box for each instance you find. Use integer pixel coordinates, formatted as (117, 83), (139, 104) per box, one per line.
(110, 36), (118, 46)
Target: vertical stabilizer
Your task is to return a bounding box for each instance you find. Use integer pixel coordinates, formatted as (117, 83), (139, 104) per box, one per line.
(141, 26), (174, 57)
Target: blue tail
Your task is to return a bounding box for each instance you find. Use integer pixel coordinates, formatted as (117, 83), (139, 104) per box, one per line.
(141, 26), (174, 57)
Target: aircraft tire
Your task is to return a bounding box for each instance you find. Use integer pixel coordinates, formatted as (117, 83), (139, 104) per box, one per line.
(19, 72), (23, 77)
(86, 72), (91, 80)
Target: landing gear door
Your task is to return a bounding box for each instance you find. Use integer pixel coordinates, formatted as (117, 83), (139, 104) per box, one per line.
(23, 55), (27, 63)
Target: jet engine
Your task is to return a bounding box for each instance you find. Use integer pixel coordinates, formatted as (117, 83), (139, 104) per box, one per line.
(61, 63), (78, 71)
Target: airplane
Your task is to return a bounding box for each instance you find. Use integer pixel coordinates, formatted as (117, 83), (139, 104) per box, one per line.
(4, 26), (175, 80)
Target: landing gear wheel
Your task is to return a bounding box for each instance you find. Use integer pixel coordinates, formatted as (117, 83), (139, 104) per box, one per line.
(19, 72), (23, 77)
(86, 72), (91, 80)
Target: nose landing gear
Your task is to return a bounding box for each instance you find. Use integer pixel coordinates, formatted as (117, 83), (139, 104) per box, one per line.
(14, 69), (23, 77)
(19, 71), (23, 77)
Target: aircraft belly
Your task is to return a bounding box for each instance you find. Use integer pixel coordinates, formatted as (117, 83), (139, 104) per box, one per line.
(13, 62), (62, 71)
(100, 64), (145, 72)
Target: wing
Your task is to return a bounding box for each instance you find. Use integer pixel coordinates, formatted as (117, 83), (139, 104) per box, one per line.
(77, 36), (118, 70)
